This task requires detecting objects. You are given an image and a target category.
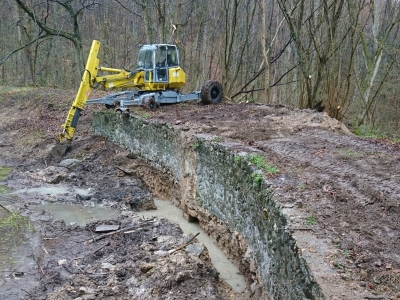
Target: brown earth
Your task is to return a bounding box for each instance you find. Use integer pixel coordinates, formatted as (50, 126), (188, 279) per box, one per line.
(0, 86), (400, 299)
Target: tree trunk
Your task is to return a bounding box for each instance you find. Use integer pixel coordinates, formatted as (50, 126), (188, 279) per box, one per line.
(261, 0), (270, 104)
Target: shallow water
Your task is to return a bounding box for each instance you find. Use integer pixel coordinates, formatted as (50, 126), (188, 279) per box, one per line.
(34, 202), (120, 226)
(7, 186), (90, 197)
(140, 199), (247, 293)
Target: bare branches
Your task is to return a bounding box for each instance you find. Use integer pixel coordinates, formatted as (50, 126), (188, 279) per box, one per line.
(0, 34), (48, 65)
(0, 204), (11, 213)
(14, 0), (73, 40)
(113, 0), (141, 17)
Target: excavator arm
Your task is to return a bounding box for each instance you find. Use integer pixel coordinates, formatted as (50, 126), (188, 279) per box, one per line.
(57, 40), (143, 143)
(58, 40), (100, 143)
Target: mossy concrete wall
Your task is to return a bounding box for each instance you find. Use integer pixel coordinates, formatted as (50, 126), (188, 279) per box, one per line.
(92, 111), (324, 300)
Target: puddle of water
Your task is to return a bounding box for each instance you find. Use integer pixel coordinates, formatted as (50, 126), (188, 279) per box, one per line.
(34, 203), (120, 226)
(2, 185), (117, 226)
(140, 199), (247, 293)
(7, 186), (90, 197)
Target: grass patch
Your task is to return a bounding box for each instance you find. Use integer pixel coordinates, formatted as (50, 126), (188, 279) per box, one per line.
(353, 125), (385, 138)
(0, 211), (35, 269)
(0, 166), (13, 181)
(234, 155), (242, 163)
(0, 212), (34, 232)
(305, 215), (317, 225)
(298, 183), (306, 190)
(248, 154), (279, 174)
(352, 125), (400, 143)
(338, 148), (363, 160)
(247, 173), (264, 187)
(0, 185), (12, 194)
(128, 107), (151, 119)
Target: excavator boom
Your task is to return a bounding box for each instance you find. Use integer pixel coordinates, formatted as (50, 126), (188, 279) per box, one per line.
(58, 40), (101, 143)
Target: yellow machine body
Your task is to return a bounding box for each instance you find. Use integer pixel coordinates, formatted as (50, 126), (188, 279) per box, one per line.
(58, 40), (187, 143)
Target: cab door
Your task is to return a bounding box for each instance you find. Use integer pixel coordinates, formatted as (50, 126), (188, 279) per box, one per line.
(155, 46), (168, 83)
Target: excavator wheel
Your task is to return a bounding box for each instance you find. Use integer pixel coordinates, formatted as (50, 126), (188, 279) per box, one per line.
(143, 96), (157, 111)
(201, 80), (223, 105)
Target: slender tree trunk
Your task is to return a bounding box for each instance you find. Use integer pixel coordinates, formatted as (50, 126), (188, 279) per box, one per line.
(260, 0), (270, 103)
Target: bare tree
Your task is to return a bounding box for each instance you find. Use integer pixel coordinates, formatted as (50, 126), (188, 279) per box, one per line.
(12, 0), (100, 76)
(260, 0), (270, 103)
(222, 0), (257, 97)
(352, 0), (400, 126)
(276, 0), (346, 109)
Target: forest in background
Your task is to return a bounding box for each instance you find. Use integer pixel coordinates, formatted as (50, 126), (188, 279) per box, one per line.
(1, 0), (400, 135)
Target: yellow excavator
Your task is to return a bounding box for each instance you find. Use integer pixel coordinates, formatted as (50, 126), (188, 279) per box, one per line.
(58, 40), (223, 143)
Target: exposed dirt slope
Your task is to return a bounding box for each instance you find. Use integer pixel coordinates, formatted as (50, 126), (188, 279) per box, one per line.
(1, 87), (400, 299)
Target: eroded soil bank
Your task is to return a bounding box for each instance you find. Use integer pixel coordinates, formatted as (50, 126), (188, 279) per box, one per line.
(0, 87), (400, 299)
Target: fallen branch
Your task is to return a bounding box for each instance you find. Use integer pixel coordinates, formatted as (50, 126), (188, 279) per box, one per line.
(123, 228), (144, 234)
(84, 219), (155, 244)
(116, 165), (136, 175)
(62, 264), (79, 274)
(75, 260), (85, 274)
(169, 232), (200, 255)
(31, 249), (45, 276)
(286, 227), (316, 231)
(21, 289), (33, 297)
(0, 204), (11, 213)
(93, 241), (110, 254)
(41, 245), (48, 255)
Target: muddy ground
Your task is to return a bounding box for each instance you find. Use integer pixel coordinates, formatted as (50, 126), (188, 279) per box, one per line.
(0, 87), (400, 299)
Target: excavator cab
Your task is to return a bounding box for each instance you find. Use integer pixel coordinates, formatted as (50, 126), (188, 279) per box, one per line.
(137, 44), (185, 90)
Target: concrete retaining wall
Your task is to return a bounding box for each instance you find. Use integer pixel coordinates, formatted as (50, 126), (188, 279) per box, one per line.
(92, 111), (324, 299)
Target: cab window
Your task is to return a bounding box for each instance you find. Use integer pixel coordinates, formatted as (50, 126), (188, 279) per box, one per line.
(166, 46), (178, 67)
(144, 50), (153, 69)
(156, 46), (167, 68)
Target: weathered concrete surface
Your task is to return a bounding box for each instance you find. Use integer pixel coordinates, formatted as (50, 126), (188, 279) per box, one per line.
(92, 111), (324, 299)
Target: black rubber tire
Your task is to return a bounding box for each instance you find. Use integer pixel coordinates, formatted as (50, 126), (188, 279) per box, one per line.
(201, 80), (223, 105)
(143, 96), (157, 111)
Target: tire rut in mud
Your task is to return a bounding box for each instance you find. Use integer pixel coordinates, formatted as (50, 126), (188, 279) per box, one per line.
(259, 127), (400, 294)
